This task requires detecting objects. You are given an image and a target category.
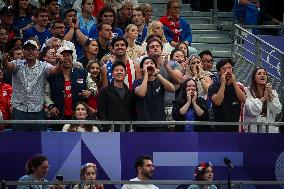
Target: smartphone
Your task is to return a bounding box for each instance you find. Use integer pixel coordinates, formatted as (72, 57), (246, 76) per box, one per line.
(56, 175), (64, 181)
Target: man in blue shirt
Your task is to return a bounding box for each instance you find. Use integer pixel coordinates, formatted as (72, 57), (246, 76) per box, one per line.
(23, 8), (52, 47)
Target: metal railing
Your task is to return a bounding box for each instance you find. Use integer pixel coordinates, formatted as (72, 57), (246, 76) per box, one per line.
(232, 24), (284, 103)
(1, 120), (284, 133)
(1, 180), (284, 189)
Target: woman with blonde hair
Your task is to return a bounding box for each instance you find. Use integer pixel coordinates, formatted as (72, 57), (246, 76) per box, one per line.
(125, 24), (144, 63)
(142, 20), (174, 56)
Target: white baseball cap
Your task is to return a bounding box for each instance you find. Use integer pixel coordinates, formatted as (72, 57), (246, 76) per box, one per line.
(23, 40), (39, 50)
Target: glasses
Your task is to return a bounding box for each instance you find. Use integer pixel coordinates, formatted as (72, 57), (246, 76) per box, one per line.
(82, 163), (96, 169)
(0, 33), (8, 36)
(48, 52), (57, 56)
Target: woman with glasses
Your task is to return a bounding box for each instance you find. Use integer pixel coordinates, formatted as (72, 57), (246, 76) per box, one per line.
(39, 46), (58, 66)
(74, 163), (104, 189)
(188, 161), (217, 189)
(244, 67), (281, 133)
(172, 78), (210, 132)
(17, 154), (50, 189)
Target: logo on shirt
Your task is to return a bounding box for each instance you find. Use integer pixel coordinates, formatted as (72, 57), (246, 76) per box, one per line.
(3, 91), (7, 96)
(66, 86), (71, 90)
(156, 87), (161, 93)
(77, 79), (84, 84)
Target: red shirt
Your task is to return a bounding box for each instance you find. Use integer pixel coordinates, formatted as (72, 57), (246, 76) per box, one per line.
(0, 83), (12, 120)
(64, 81), (73, 117)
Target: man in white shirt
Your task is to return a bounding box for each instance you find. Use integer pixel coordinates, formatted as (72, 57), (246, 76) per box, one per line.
(121, 156), (159, 189)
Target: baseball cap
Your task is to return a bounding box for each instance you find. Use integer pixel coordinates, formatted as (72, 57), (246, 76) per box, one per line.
(0, 6), (13, 15)
(23, 40), (39, 50)
(57, 46), (73, 56)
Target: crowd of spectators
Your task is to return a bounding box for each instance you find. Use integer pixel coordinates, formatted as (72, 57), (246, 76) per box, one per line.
(0, 0), (282, 132)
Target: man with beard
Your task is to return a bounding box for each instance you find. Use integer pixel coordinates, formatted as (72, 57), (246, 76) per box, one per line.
(98, 61), (135, 132)
(23, 8), (52, 47)
(101, 36), (140, 90)
(47, 46), (87, 130)
(121, 156), (159, 189)
(2, 40), (62, 131)
(50, 20), (66, 39)
(45, 0), (61, 22)
(208, 58), (246, 132)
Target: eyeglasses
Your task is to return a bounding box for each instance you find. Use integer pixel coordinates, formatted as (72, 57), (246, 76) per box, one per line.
(81, 162), (96, 169)
(0, 32), (8, 36)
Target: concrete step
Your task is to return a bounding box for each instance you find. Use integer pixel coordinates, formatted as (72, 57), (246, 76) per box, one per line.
(211, 50), (231, 58)
(191, 42), (231, 52)
(192, 30), (230, 35)
(192, 36), (231, 43)
(190, 24), (233, 31)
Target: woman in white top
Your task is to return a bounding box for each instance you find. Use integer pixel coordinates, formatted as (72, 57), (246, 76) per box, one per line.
(244, 67), (281, 133)
(125, 24), (144, 63)
(62, 102), (99, 132)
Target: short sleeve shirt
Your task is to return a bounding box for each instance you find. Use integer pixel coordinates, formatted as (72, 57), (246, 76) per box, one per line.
(11, 59), (51, 112)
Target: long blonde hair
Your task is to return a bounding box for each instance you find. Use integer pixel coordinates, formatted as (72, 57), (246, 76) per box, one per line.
(147, 21), (167, 43)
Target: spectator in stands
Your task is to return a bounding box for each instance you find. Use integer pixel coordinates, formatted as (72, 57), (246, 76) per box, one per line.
(50, 20), (66, 40)
(140, 3), (153, 26)
(101, 36), (140, 90)
(172, 78), (210, 132)
(44, 37), (62, 52)
(125, 24), (144, 63)
(199, 50), (214, 72)
(77, 0), (96, 35)
(47, 46), (87, 130)
(7, 37), (23, 53)
(184, 55), (212, 100)
(78, 38), (98, 68)
(89, 6), (123, 39)
(17, 155), (50, 189)
(208, 58), (246, 132)
(98, 61), (135, 132)
(73, 163), (104, 189)
(117, 0), (133, 33)
(45, 0), (61, 22)
(9, 46), (24, 60)
(0, 26), (9, 62)
(12, 0), (33, 32)
(39, 46), (57, 65)
(62, 101), (99, 132)
(133, 57), (175, 131)
(233, 0), (260, 26)
(143, 21), (174, 56)
(63, 8), (88, 58)
(244, 67), (281, 133)
(132, 6), (147, 45)
(86, 60), (102, 116)
(0, 6), (21, 42)
(96, 23), (112, 61)
(23, 8), (52, 47)
(121, 156), (159, 189)
(199, 50), (219, 84)
(160, 0), (193, 48)
(0, 67), (12, 131)
(188, 161), (217, 189)
(170, 48), (187, 75)
(177, 42), (197, 60)
(2, 40), (62, 131)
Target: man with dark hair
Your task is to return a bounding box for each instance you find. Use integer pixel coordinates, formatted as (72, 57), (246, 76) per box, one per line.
(50, 20), (66, 39)
(45, 0), (61, 21)
(97, 23), (112, 61)
(101, 36), (140, 90)
(63, 8), (88, 58)
(199, 49), (219, 84)
(132, 6), (147, 45)
(208, 58), (246, 132)
(98, 61), (135, 131)
(121, 156), (159, 189)
(23, 8), (52, 46)
(2, 40), (62, 131)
